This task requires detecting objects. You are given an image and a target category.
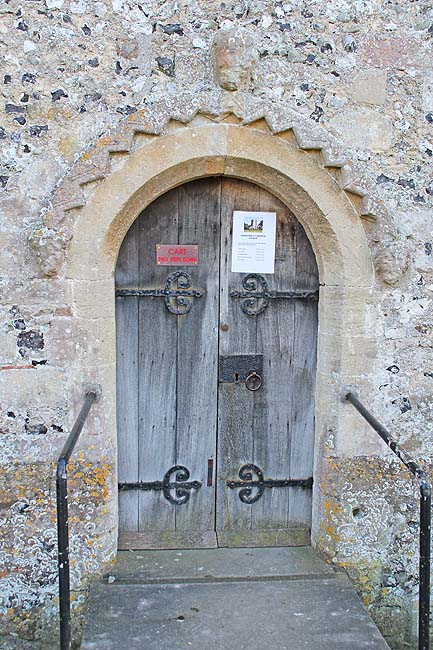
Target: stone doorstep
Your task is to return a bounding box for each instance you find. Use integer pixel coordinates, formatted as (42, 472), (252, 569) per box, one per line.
(81, 578), (391, 650)
(105, 546), (336, 584)
(80, 547), (390, 650)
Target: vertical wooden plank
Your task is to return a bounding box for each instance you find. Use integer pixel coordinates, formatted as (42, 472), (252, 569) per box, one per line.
(252, 189), (296, 531)
(175, 178), (221, 532)
(288, 218), (319, 526)
(115, 220), (139, 531)
(137, 189), (179, 533)
(217, 178), (258, 534)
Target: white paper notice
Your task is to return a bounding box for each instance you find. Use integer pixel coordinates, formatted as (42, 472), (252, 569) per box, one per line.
(231, 211), (277, 274)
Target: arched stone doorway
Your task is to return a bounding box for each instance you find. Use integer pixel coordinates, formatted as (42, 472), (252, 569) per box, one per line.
(41, 116), (375, 555)
(115, 176), (319, 549)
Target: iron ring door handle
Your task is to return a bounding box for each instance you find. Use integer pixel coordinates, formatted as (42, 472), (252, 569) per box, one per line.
(245, 371), (263, 391)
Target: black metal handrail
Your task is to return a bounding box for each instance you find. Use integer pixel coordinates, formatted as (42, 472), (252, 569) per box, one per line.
(56, 388), (99, 650)
(346, 391), (431, 650)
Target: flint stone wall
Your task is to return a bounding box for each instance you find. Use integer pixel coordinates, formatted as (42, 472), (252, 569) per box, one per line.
(0, 1), (432, 649)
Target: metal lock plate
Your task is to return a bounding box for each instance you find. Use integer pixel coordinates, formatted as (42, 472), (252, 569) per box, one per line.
(218, 354), (263, 384)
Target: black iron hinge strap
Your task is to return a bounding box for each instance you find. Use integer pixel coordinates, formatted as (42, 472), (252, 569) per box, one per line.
(226, 463), (313, 504)
(119, 480), (202, 491)
(118, 465), (202, 505)
(116, 289), (204, 298)
(230, 290), (319, 300)
(116, 271), (205, 315)
(230, 273), (318, 316)
(226, 478), (314, 489)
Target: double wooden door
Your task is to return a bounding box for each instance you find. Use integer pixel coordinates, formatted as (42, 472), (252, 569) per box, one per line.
(116, 178), (318, 549)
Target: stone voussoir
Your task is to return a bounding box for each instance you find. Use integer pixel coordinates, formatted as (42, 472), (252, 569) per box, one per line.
(29, 102), (381, 279)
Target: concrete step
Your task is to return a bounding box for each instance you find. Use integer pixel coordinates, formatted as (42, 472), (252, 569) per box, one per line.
(80, 547), (390, 650)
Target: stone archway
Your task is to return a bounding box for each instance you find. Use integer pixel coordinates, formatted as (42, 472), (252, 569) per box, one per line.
(30, 108), (376, 555)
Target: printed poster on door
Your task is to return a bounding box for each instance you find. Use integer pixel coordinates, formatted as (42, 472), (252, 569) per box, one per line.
(231, 211), (277, 274)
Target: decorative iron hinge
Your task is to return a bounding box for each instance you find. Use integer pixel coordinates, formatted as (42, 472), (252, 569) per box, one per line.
(230, 273), (319, 316)
(226, 463), (313, 504)
(116, 271), (205, 315)
(118, 465), (202, 505)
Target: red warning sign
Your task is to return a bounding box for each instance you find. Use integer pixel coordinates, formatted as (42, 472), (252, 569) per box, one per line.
(156, 244), (199, 266)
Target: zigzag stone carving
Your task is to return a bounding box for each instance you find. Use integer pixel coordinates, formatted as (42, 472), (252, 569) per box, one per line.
(29, 96), (382, 278)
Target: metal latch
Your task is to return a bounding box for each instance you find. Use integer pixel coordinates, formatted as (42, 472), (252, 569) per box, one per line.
(218, 354), (263, 388)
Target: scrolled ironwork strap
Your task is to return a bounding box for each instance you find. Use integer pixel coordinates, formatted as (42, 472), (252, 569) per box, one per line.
(118, 465), (202, 505)
(226, 463), (313, 504)
(163, 465), (201, 505)
(116, 271), (205, 315)
(230, 273), (319, 316)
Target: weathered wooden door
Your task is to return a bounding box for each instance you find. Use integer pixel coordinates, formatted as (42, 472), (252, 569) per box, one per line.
(116, 178), (318, 550)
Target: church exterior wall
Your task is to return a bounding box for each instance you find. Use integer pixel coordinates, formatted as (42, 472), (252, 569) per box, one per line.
(0, 2), (432, 648)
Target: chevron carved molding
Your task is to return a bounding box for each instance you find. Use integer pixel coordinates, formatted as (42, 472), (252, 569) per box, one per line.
(29, 99), (383, 278)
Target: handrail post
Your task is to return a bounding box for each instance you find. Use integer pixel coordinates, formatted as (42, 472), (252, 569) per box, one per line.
(345, 391), (431, 650)
(419, 476), (431, 650)
(56, 388), (99, 650)
(57, 458), (71, 650)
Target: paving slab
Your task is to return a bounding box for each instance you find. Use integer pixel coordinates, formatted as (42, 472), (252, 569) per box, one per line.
(81, 577), (390, 650)
(107, 546), (335, 584)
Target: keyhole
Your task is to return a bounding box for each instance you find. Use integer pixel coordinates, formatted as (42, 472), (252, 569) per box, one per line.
(235, 373), (239, 382)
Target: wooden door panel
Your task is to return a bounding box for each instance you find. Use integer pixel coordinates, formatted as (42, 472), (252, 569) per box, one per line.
(116, 219), (139, 532)
(116, 179), (221, 545)
(287, 222), (319, 526)
(217, 179), (257, 533)
(252, 186), (296, 531)
(137, 189), (178, 533)
(175, 179), (220, 532)
(216, 178), (318, 542)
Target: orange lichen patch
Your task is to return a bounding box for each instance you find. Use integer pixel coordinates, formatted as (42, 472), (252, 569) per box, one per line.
(126, 108), (148, 123)
(3, 606), (37, 640)
(47, 107), (74, 121)
(319, 498), (344, 545)
(318, 455), (420, 492)
(0, 462), (55, 503)
(68, 461), (112, 503)
(1, 364), (36, 370)
(97, 135), (116, 148)
(93, 466), (111, 486)
(59, 136), (75, 160)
